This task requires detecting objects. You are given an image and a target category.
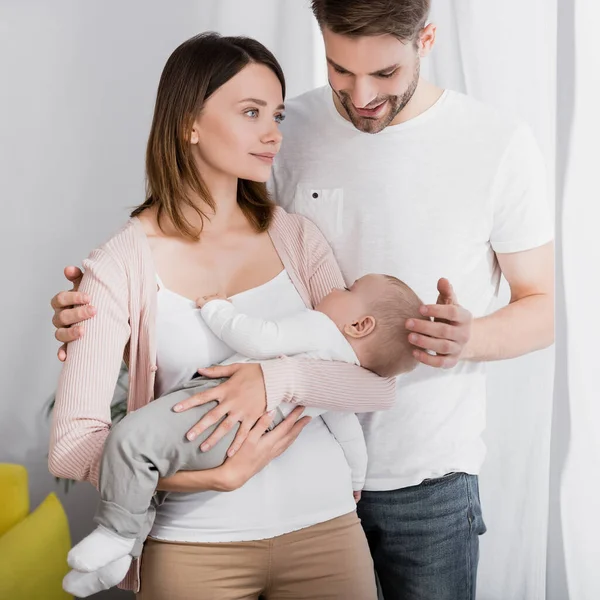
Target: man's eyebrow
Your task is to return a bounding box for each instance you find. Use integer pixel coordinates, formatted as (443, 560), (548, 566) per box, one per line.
(238, 98), (285, 110)
(327, 57), (400, 76)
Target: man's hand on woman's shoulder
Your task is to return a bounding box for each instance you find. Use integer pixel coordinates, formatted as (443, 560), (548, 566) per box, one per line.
(51, 265), (96, 361)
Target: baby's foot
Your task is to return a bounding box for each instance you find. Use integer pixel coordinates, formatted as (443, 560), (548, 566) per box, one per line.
(67, 525), (136, 571)
(63, 554), (132, 597)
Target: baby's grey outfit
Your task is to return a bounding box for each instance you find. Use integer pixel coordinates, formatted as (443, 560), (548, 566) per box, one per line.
(94, 377), (284, 557)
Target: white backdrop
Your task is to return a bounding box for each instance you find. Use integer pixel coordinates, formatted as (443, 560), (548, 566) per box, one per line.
(420, 3), (557, 599)
(0, 1), (595, 599)
(548, 1), (600, 599)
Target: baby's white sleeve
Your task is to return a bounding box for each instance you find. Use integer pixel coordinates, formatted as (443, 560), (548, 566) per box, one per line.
(320, 412), (367, 491)
(200, 300), (330, 360)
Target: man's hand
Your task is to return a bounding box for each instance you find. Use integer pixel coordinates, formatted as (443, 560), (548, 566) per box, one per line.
(405, 278), (473, 369)
(51, 266), (96, 361)
(353, 491), (362, 503)
(173, 363), (267, 456)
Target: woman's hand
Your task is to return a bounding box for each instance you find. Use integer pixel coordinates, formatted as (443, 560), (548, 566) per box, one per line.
(158, 408), (310, 493)
(174, 363), (268, 457)
(219, 406), (310, 490)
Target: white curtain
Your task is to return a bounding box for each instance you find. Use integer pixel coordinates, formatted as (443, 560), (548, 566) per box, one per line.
(421, 1), (600, 599)
(548, 1), (600, 599)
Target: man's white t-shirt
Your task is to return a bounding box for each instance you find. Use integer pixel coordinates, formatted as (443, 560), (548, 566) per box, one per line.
(270, 85), (553, 491)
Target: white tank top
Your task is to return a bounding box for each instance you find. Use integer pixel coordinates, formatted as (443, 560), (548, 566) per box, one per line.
(150, 270), (356, 543)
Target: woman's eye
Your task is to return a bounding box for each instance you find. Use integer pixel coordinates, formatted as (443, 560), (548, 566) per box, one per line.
(275, 113), (286, 124)
(245, 109), (259, 118)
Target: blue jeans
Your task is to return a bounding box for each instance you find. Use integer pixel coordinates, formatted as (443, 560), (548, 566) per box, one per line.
(357, 473), (486, 600)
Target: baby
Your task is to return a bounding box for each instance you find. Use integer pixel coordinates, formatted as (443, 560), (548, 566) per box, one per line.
(63, 273), (424, 597)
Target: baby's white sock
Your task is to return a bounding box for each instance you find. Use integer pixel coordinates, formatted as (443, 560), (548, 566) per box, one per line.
(67, 525), (136, 572)
(63, 555), (132, 598)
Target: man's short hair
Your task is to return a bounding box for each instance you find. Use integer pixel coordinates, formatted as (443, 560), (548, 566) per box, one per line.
(311, 0), (431, 42)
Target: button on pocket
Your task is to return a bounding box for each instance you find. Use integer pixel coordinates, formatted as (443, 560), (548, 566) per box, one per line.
(293, 185), (344, 242)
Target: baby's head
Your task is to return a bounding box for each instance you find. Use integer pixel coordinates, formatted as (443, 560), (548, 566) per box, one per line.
(315, 274), (424, 377)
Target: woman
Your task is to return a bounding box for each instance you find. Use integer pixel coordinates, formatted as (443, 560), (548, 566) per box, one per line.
(49, 32), (394, 599)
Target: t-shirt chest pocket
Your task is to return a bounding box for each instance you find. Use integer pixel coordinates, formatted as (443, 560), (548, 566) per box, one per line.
(293, 185), (344, 243)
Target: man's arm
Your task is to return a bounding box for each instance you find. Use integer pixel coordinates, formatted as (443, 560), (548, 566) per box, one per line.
(463, 242), (554, 361)
(408, 243), (554, 366)
(409, 123), (553, 368)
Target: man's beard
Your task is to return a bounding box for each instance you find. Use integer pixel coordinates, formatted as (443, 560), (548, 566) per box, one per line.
(333, 60), (421, 134)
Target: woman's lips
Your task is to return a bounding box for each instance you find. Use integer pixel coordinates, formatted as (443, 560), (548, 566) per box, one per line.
(251, 153), (276, 164)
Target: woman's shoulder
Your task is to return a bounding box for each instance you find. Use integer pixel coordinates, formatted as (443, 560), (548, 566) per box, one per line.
(83, 218), (148, 272)
(270, 206), (329, 248)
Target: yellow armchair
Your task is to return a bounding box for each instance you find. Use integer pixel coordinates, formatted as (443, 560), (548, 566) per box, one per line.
(0, 463), (73, 600)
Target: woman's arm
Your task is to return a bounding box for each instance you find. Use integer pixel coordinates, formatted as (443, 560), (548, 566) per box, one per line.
(48, 248), (130, 490)
(260, 216), (397, 413)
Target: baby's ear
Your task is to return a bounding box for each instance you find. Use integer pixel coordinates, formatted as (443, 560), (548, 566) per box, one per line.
(344, 315), (376, 339)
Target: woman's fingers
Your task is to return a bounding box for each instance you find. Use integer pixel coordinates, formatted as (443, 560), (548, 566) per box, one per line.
(226, 421), (254, 458)
(200, 414), (240, 452)
(272, 416), (311, 457)
(183, 401), (227, 441)
(174, 384), (226, 412)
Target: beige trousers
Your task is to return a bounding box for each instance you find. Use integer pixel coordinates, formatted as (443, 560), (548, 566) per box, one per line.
(136, 511), (377, 600)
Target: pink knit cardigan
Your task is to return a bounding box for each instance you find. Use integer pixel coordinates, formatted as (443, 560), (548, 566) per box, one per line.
(49, 206), (395, 592)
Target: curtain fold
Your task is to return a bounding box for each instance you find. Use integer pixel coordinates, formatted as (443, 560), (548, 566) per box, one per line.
(549, 1), (600, 598)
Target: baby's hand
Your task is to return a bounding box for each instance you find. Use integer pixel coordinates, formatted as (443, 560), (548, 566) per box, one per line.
(197, 292), (230, 308)
(353, 490), (362, 503)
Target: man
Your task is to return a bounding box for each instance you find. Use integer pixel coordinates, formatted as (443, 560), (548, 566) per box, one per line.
(51, 1), (554, 598)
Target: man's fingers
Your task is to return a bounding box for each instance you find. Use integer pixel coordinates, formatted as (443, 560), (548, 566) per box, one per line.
(436, 278), (457, 303)
(406, 318), (460, 342)
(412, 349), (458, 369)
(408, 333), (461, 356)
(52, 305), (96, 328)
(197, 364), (239, 379)
(200, 414), (240, 452)
(419, 303), (469, 323)
(64, 266), (84, 284)
(55, 325), (83, 344)
(57, 344), (67, 362)
(50, 290), (91, 310)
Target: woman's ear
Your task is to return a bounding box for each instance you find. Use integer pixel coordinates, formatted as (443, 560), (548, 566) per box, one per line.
(190, 119), (201, 145)
(344, 315), (376, 339)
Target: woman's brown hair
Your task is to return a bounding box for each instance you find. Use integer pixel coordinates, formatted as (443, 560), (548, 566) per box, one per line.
(131, 32), (286, 239)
